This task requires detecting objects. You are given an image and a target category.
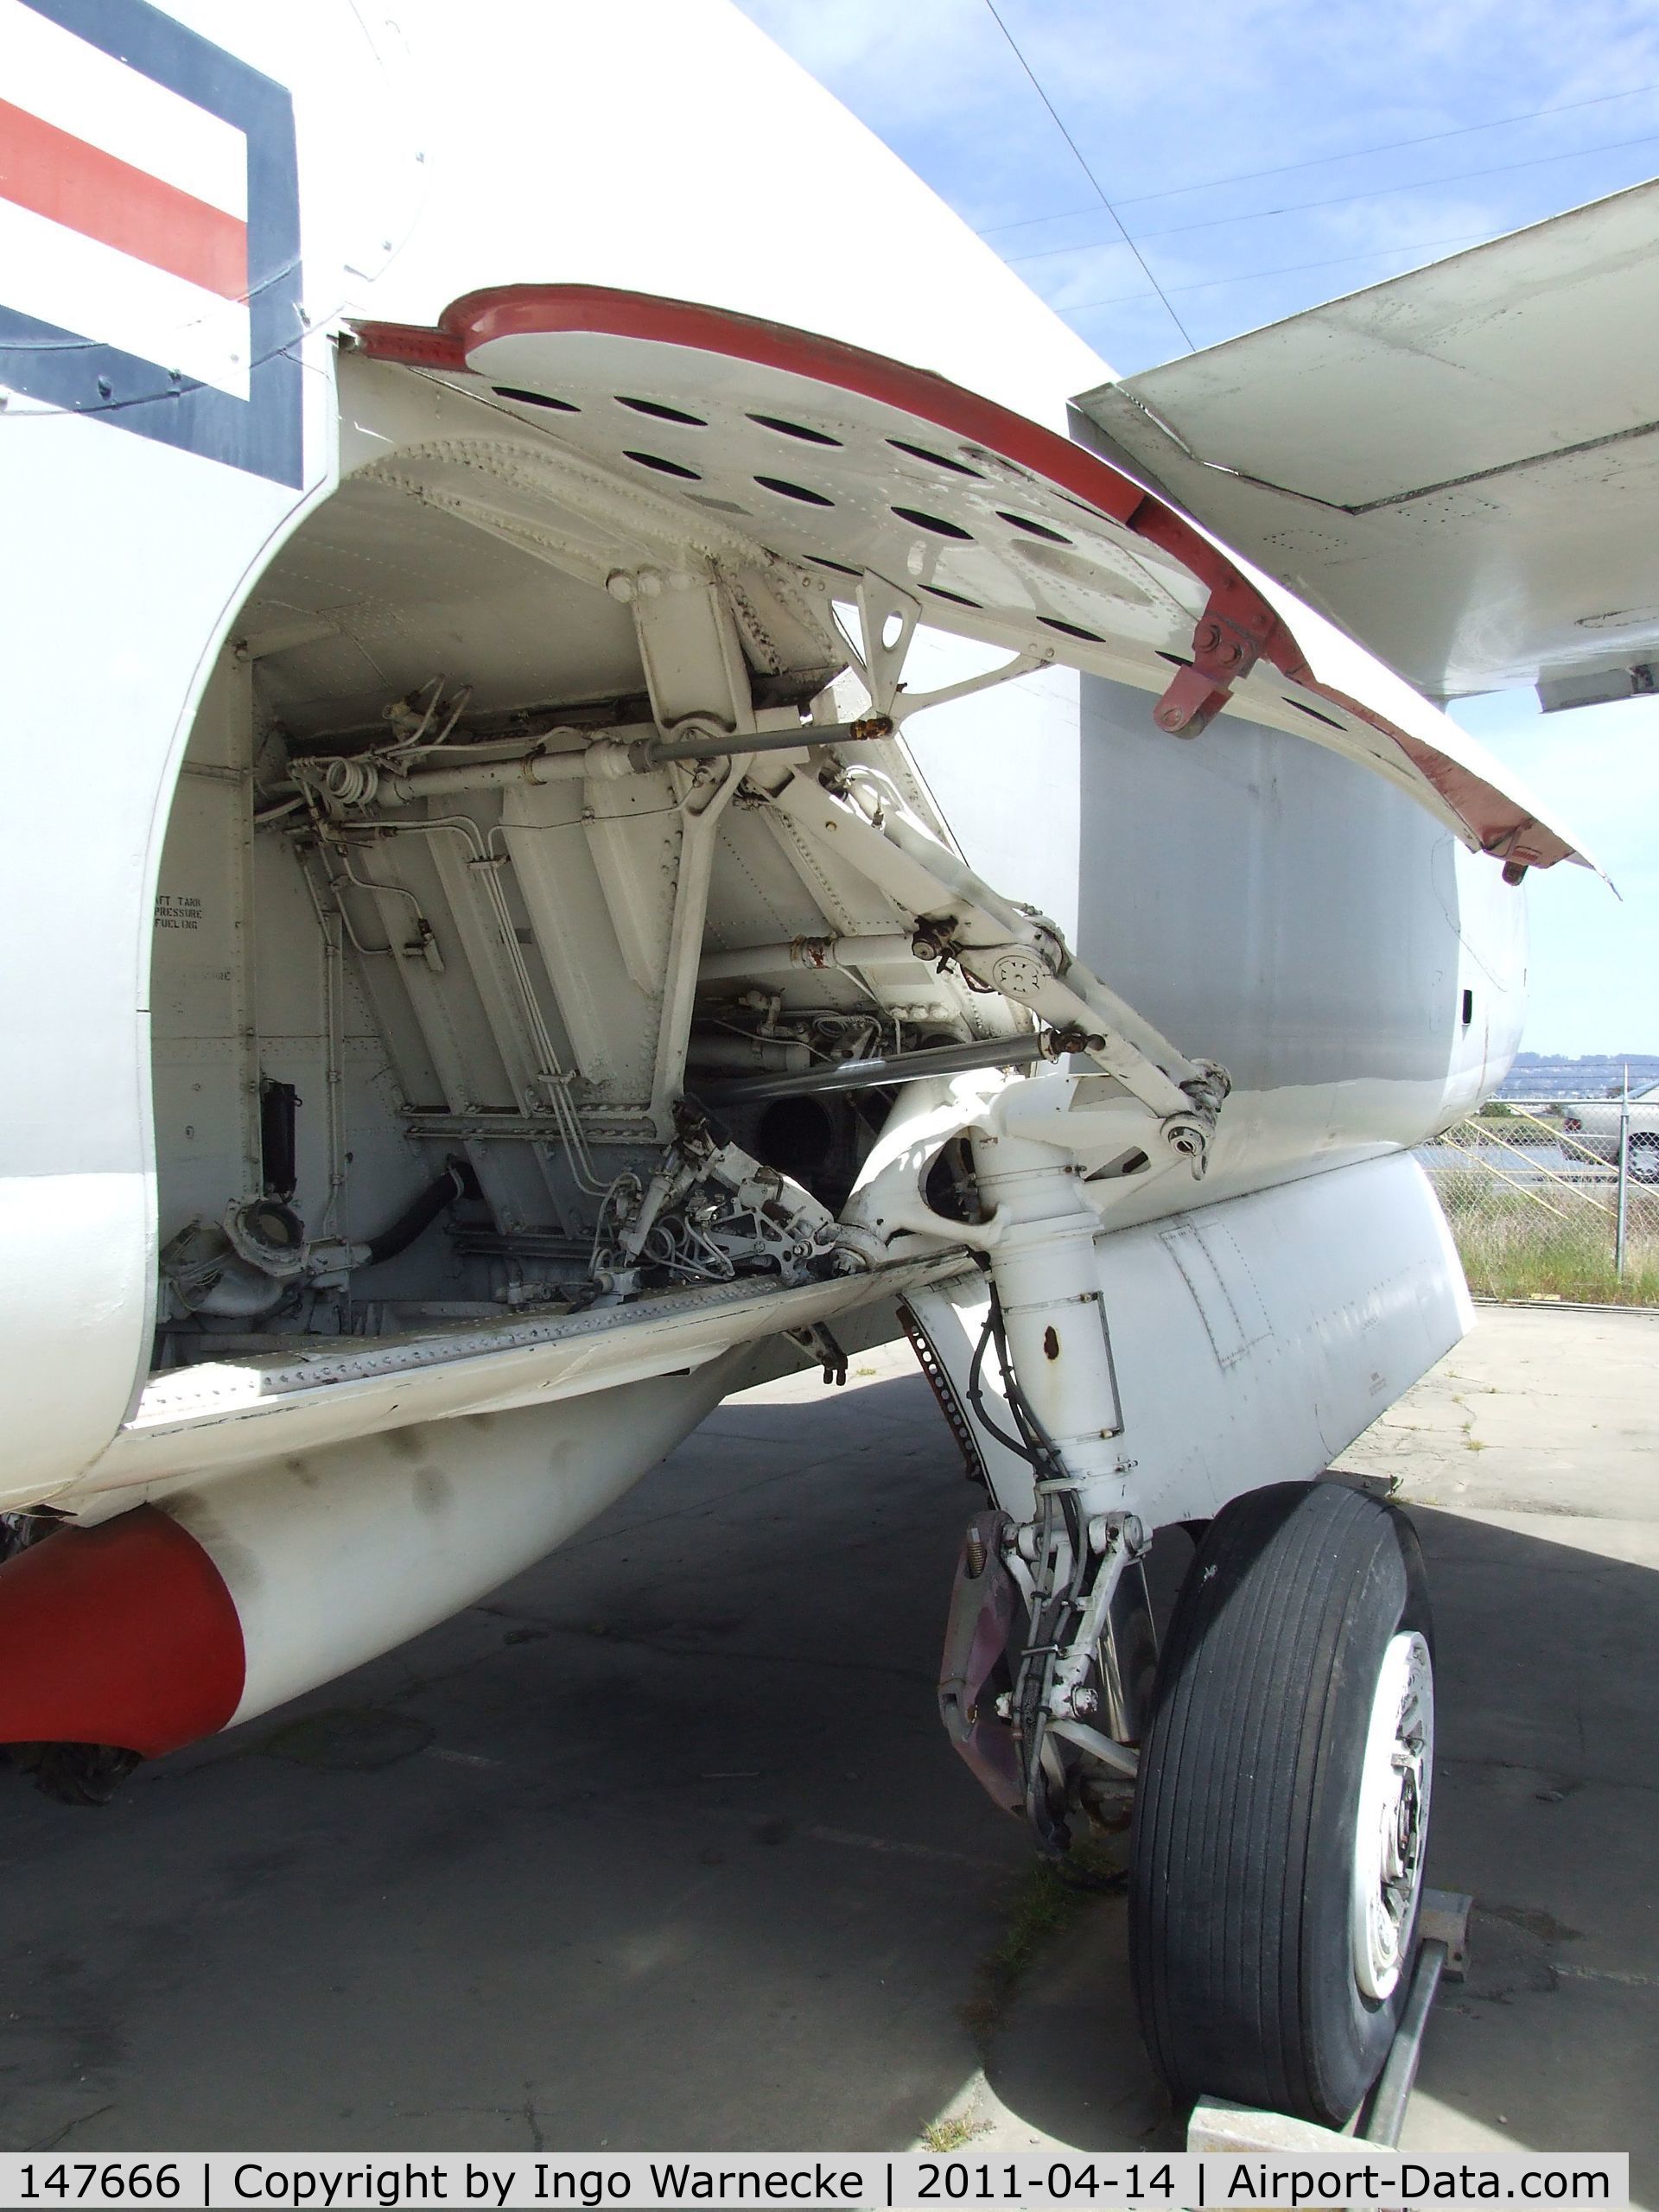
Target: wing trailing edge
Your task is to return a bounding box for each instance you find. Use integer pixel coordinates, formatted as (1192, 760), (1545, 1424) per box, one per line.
(1072, 181), (1659, 715)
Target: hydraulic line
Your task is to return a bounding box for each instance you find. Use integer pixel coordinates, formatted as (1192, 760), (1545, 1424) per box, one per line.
(279, 714), (893, 810)
(701, 1031), (1058, 1105)
(963, 1274), (1103, 1859)
(363, 1160), (473, 1267)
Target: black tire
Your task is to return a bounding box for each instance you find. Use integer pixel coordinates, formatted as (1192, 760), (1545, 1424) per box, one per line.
(1630, 1135), (1659, 1184)
(9, 1742), (141, 1806)
(1128, 1480), (1433, 2126)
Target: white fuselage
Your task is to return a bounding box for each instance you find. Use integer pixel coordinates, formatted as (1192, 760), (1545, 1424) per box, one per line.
(0, 0), (1532, 1749)
(0, 0), (1109, 1506)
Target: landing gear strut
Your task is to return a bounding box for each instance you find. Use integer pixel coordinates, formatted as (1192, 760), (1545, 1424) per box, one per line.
(910, 1092), (1440, 2128)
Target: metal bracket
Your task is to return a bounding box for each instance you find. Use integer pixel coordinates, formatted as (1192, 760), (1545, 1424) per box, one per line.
(838, 571), (1049, 724)
(1046, 1715), (1138, 1778)
(1154, 573), (1281, 739)
(890, 647), (1048, 722)
(785, 1319), (849, 1387)
(848, 572), (923, 718)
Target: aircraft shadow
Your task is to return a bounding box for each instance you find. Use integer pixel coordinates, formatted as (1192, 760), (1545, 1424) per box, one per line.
(0, 1372), (1647, 2161)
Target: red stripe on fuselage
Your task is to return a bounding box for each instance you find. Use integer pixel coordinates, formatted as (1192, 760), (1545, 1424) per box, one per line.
(0, 96), (247, 301)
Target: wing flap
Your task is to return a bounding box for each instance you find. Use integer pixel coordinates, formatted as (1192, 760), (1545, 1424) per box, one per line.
(1072, 181), (1659, 708)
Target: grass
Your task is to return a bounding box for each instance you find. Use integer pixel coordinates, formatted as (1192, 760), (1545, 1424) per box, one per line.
(988, 1858), (1091, 1980)
(921, 2116), (991, 2152)
(960, 1845), (1126, 2048)
(1429, 1172), (1659, 1306)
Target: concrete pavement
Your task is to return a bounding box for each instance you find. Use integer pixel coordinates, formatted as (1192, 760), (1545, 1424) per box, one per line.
(0, 1306), (1652, 2170)
(1338, 1305), (1659, 2167)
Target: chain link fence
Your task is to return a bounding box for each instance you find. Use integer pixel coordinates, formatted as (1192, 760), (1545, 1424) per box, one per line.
(1414, 1099), (1659, 1306)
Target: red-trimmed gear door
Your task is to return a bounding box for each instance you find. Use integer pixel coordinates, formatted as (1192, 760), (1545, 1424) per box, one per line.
(353, 285), (1588, 880)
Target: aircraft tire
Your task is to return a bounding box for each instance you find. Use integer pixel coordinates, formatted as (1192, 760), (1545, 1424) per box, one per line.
(1128, 1479), (1433, 2126)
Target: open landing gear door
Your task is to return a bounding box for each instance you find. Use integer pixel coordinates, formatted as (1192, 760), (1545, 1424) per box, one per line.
(354, 284), (1593, 883)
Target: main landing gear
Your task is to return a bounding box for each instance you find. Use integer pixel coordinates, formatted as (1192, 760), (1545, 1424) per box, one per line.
(920, 1219), (1436, 2130)
(938, 1466), (1436, 2128)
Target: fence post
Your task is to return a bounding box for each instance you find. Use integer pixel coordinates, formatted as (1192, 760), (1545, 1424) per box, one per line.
(1615, 1065), (1630, 1281)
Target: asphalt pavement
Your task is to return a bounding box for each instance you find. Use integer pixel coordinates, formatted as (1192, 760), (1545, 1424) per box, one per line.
(0, 1306), (1653, 2165)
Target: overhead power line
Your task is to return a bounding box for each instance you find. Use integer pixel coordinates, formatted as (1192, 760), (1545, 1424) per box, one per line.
(1002, 128), (1659, 266)
(978, 0), (1198, 353)
(977, 76), (1659, 236)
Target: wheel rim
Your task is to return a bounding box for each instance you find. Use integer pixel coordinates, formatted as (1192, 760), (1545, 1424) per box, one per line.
(1351, 1629), (1433, 2002)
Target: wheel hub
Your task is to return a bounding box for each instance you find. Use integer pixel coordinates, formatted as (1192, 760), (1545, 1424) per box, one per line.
(1351, 1630), (1433, 2001)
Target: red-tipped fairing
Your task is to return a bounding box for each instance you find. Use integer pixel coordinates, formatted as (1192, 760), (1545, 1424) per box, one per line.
(0, 1508), (245, 1757)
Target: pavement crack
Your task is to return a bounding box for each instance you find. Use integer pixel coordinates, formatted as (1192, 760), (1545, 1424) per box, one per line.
(33, 2103), (115, 2152)
(1440, 1753), (1659, 1796)
(1554, 1962), (1659, 1991)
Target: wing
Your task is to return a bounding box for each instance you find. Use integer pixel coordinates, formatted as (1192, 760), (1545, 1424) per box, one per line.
(1072, 181), (1659, 712)
(353, 283), (1591, 873)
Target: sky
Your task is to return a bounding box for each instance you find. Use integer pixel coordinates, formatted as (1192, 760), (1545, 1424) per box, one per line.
(734, 0), (1659, 1056)
(1450, 693), (1659, 1058)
